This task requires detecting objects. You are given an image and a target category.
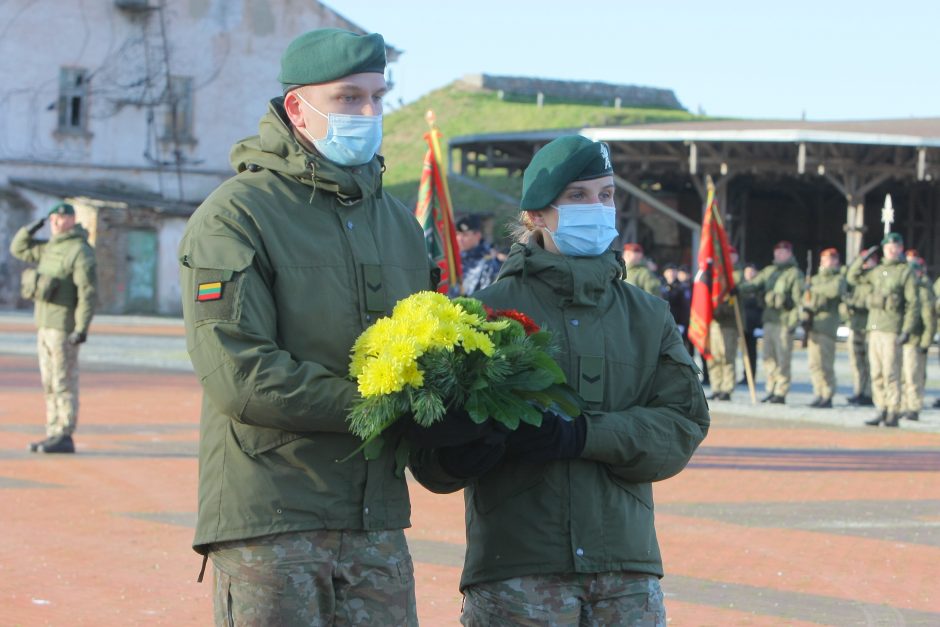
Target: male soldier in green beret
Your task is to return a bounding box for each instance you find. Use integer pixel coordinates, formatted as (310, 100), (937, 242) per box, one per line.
(708, 245), (743, 401)
(178, 29), (484, 625)
(802, 248), (845, 408)
(847, 232), (919, 427)
(10, 202), (96, 454)
(843, 250), (875, 406)
(899, 257), (935, 421)
(737, 240), (804, 404)
(622, 242), (662, 297)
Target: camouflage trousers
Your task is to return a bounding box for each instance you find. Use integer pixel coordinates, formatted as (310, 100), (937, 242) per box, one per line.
(868, 330), (902, 412)
(37, 327), (79, 437)
(901, 343), (928, 413)
(708, 321), (738, 394)
(461, 571), (665, 626)
(210, 529), (417, 626)
(847, 329), (871, 397)
(762, 322), (794, 397)
(807, 332), (836, 400)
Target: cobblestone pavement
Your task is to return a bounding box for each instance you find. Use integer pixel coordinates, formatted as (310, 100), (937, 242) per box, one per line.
(2, 312), (939, 625)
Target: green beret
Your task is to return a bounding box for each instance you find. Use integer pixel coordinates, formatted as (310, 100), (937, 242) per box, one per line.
(520, 136), (614, 210)
(881, 232), (903, 245)
(48, 202), (75, 216)
(278, 29), (386, 87)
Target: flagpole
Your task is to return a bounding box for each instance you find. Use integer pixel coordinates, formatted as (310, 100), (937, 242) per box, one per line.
(707, 176), (757, 404)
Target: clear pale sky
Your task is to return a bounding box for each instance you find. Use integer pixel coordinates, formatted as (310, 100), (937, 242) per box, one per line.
(326, 0), (938, 121)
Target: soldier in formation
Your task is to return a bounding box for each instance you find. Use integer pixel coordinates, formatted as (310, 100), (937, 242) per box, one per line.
(738, 240), (804, 404)
(843, 250), (876, 406)
(622, 242), (662, 296)
(708, 246), (743, 401)
(802, 248), (846, 408)
(847, 233), (919, 427)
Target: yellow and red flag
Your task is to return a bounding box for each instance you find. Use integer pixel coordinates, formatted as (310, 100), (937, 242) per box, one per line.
(414, 116), (461, 292)
(689, 187), (736, 359)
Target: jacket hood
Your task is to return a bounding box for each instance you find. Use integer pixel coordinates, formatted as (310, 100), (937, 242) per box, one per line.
(52, 223), (90, 243)
(497, 239), (625, 306)
(229, 98), (384, 204)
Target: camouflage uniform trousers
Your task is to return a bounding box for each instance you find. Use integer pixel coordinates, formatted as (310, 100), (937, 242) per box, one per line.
(868, 330), (902, 412)
(461, 571), (665, 626)
(807, 331), (837, 400)
(210, 529), (417, 627)
(901, 343), (928, 413)
(708, 320), (738, 394)
(37, 327), (79, 437)
(847, 329), (871, 397)
(761, 322), (794, 397)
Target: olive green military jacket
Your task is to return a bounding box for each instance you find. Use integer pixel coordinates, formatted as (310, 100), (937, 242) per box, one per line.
(738, 258), (804, 329)
(907, 279), (936, 350)
(842, 278), (871, 333)
(713, 265), (744, 327)
(934, 277), (940, 318)
(803, 267), (845, 338)
(10, 224), (97, 334)
(624, 261), (662, 297)
(846, 256), (918, 335)
(179, 99), (434, 554)
(411, 240), (710, 589)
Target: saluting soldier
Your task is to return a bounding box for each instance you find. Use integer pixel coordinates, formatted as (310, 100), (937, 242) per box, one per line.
(10, 202), (97, 454)
(737, 240), (804, 404)
(843, 251), (876, 406)
(708, 246), (743, 401)
(622, 242), (663, 297)
(847, 232), (919, 427)
(802, 248), (845, 408)
(899, 257), (935, 421)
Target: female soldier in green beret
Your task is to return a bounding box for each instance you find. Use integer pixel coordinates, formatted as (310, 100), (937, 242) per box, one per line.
(412, 135), (710, 625)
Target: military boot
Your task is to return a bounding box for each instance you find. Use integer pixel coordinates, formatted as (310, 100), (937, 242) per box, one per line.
(28, 436), (52, 453)
(37, 434), (75, 454)
(858, 395), (874, 406)
(904, 412), (919, 421)
(883, 413), (900, 428)
(865, 410), (887, 426)
(816, 398), (832, 408)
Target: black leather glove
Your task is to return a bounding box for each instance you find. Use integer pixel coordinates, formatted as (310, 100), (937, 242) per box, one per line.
(918, 346), (929, 355)
(401, 408), (493, 449)
(729, 285), (739, 296)
(896, 332), (910, 346)
(504, 412), (586, 464)
(437, 427), (509, 478)
(67, 331), (87, 345)
(861, 245), (879, 262)
(26, 217), (46, 235)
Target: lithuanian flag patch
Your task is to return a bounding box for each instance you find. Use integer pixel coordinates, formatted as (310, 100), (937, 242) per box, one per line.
(196, 281), (223, 301)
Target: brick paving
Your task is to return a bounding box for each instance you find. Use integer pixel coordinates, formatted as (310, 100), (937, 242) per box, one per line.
(2, 312), (939, 625)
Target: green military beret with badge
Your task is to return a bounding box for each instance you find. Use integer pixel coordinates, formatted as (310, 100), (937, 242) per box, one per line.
(520, 135), (614, 210)
(881, 231), (903, 245)
(48, 202), (75, 216)
(278, 28), (386, 89)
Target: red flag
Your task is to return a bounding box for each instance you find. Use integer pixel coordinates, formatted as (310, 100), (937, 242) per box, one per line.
(688, 189), (736, 359)
(414, 124), (461, 293)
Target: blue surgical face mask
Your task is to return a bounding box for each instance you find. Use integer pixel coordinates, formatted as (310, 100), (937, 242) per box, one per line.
(546, 203), (618, 257)
(295, 93), (383, 166)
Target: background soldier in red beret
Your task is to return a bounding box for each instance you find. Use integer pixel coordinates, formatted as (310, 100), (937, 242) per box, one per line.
(738, 240), (804, 404)
(803, 248), (845, 407)
(622, 242), (662, 297)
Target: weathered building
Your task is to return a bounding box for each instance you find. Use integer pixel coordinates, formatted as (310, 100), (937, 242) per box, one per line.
(0, 0), (396, 314)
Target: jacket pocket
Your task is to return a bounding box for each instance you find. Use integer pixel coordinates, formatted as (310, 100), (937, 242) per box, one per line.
(20, 268), (39, 300)
(35, 273), (61, 302)
(472, 462), (546, 515)
(606, 473), (653, 509)
(230, 420), (304, 457)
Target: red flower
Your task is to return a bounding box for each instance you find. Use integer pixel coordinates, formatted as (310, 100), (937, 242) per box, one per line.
(493, 309), (540, 336)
